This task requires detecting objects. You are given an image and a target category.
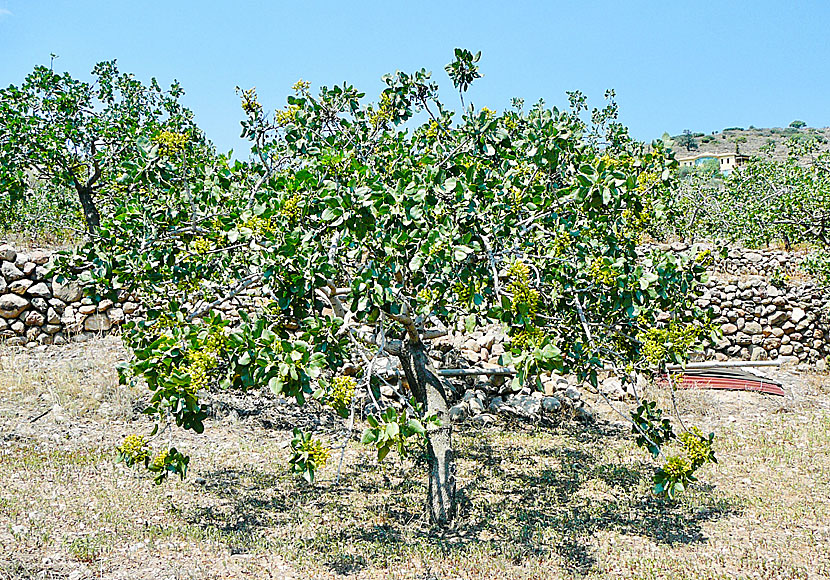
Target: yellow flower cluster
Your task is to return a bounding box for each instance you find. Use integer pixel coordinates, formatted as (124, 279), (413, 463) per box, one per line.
(425, 121), (441, 140)
(120, 434), (149, 461)
(370, 92), (394, 127)
(292, 79), (311, 93)
(506, 260), (539, 316)
(695, 249), (714, 267)
(150, 449), (169, 470)
(240, 87), (262, 115)
(280, 193), (302, 222)
(191, 237), (212, 255)
(511, 325), (546, 350)
(679, 427), (713, 466)
(417, 287), (438, 304)
(153, 131), (188, 157)
(551, 231), (571, 257)
(275, 104), (300, 126)
(453, 282), (479, 305)
(481, 106), (496, 118)
(504, 116), (518, 131)
(244, 215), (278, 237)
(636, 170), (661, 193)
(639, 322), (702, 366)
(302, 438), (331, 468)
(186, 332), (224, 392)
(664, 455), (691, 479)
(328, 375), (356, 410)
(588, 257), (619, 286)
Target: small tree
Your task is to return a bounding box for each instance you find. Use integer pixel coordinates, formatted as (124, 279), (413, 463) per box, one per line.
(0, 58), (205, 233)
(66, 52), (715, 526)
(789, 120), (806, 129)
(675, 130), (699, 152)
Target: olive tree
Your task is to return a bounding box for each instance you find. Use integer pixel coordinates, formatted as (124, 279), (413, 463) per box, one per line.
(64, 52), (715, 527)
(0, 58), (205, 233)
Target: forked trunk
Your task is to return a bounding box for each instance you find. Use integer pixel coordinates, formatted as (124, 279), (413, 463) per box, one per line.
(77, 186), (101, 234)
(397, 340), (456, 527)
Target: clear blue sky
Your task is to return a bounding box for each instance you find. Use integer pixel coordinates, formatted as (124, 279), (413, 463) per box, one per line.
(2, 0), (829, 155)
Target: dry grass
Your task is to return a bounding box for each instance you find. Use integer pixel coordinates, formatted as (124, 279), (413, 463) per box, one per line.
(1, 337), (829, 579)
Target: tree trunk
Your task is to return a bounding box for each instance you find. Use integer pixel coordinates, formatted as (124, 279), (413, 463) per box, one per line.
(397, 340), (456, 527)
(77, 186), (100, 233)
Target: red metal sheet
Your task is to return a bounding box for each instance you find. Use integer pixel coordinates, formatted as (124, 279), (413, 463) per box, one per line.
(657, 374), (785, 397)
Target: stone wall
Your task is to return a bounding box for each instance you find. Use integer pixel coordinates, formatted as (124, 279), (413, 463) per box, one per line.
(699, 278), (828, 363)
(0, 244), (136, 347)
(2, 243), (828, 366)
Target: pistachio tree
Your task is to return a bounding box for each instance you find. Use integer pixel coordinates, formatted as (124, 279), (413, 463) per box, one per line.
(0, 58), (205, 233)
(65, 52), (715, 526)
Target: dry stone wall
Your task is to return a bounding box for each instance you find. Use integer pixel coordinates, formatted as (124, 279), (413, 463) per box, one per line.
(0, 244), (136, 347)
(2, 243), (829, 368)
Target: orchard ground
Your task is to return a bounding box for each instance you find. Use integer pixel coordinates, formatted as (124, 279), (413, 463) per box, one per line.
(1, 336), (829, 580)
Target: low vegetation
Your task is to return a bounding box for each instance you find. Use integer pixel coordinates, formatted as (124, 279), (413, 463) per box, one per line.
(1, 337), (828, 578)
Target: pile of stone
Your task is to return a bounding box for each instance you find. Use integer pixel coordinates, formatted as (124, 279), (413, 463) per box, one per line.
(0, 244), (134, 347)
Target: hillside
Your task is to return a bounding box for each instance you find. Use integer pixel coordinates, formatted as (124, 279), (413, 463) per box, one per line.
(666, 126), (830, 162)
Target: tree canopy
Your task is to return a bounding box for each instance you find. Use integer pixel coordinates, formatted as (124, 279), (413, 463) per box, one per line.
(0, 58), (206, 233)
(50, 52), (715, 526)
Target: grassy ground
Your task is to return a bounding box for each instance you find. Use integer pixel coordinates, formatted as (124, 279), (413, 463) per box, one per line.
(1, 336), (829, 579)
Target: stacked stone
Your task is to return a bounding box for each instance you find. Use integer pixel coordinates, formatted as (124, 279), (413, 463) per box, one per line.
(698, 277), (829, 363)
(0, 244), (136, 347)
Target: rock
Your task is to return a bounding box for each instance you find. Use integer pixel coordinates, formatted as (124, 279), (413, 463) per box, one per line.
(781, 321), (796, 334)
(471, 413), (496, 427)
(0, 294), (29, 319)
(506, 394), (542, 417)
(46, 307), (60, 324)
(816, 358), (828, 372)
(542, 396), (562, 413)
(78, 304), (96, 315)
(721, 323), (738, 335)
(575, 405), (595, 423)
(108, 307), (125, 324)
(22, 262), (36, 276)
(1, 261), (24, 281)
(468, 395), (486, 416)
(123, 301), (139, 315)
(488, 396), (504, 413)
(743, 321), (763, 335)
(8, 279), (33, 295)
(84, 313), (112, 332)
(449, 403), (468, 422)
(30, 250), (50, 265)
(26, 282), (51, 299)
(564, 385), (581, 401)
(791, 307), (806, 324)
(43, 324), (61, 335)
(52, 279), (83, 303)
(30, 297), (48, 312)
(779, 344), (794, 356)
(768, 311), (788, 326)
(0, 244), (16, 262)
(23, 311), (45, 327)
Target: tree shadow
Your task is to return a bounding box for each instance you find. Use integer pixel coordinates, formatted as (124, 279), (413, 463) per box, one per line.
(185, 419), (740, 576)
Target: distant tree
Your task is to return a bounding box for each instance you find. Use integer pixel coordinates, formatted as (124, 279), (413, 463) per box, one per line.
(0, 58), (205, 233)
(676, 130), (699, 152)
(789, 120), (807, 129)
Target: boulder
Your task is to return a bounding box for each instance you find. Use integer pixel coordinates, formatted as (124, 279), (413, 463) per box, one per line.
(8, 279), (33, 295)
(791, 307), (806, 324)
(23, 311), (45, 327)
(26, 282), (51, 299)
(0, 245), (16, 262)
(1, 261), (24, 281)
(84, 312), (112, 332)
(52, 280), (83, 303)
(0, 294), (29, 319)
